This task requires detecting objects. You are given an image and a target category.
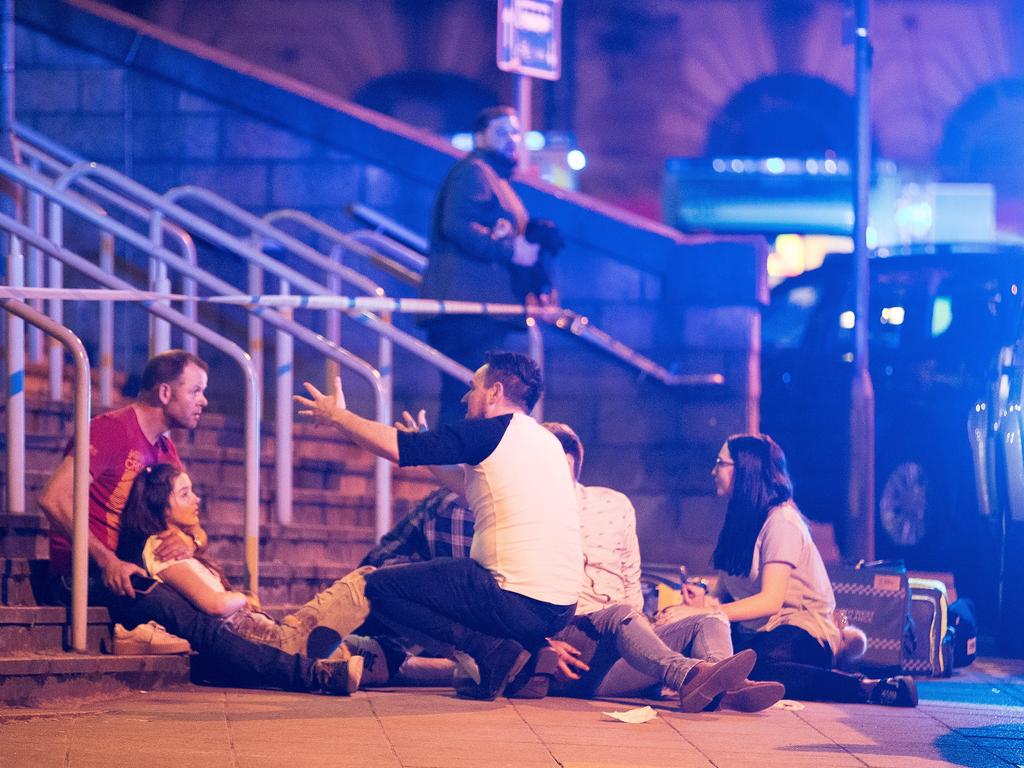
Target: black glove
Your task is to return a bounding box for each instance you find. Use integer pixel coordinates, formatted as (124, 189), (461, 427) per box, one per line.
(524, 218), (565, 256)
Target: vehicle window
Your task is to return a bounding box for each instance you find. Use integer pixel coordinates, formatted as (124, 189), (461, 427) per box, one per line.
(763, 282), (820, 350)
(825, 266), (929, 358)
(929, 273), (1013, 378)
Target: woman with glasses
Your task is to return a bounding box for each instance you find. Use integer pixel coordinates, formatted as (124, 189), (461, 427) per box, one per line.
(686, 433), (918, 706)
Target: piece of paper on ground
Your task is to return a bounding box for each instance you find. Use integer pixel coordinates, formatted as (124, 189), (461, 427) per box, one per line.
(601, 705), (659, 723)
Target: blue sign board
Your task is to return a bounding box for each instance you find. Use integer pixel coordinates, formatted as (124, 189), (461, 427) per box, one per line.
(497, 0), (562, 81)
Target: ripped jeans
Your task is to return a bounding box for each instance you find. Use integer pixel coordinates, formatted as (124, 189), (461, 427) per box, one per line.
(225, 566), (373, 657)
(594, 607), (733, 697)
(550, 604), (733, 698)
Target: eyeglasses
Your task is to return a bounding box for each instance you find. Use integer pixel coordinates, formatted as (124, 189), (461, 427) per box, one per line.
(714, 456), (734, 468)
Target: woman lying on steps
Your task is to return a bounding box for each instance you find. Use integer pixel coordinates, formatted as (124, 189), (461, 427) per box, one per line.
(116, 462), (371, 694)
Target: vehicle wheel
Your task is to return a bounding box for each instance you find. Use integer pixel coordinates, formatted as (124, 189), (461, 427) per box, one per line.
(878, 461), (930, 549)
(876, 452), (958, 571)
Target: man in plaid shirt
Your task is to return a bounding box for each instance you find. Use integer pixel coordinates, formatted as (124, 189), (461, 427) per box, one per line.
(361, 489), (474, 567)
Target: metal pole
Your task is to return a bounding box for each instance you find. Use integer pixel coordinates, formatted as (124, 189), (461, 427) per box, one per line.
(516, 74), (532, 168)
(847, 0), (875, 561)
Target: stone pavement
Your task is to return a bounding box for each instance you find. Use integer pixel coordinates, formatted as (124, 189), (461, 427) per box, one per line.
(2, 658), (1022, 768)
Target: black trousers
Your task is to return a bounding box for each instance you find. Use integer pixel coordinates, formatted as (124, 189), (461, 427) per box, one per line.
(732, 624), (866, 702)
(52, 575), (318, 692)
(364, 558), (574, 658)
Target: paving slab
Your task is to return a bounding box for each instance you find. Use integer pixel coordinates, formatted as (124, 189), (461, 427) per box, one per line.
(0, 657), (1021, 768)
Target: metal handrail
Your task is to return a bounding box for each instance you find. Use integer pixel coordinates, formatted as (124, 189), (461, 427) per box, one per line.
(346, 203), (726, 389)
(334, 231), (425, 285)
(45, 163), (399, 534)
(0, 166), (266, 591)
(348, 202), (430, 253)
(162, 185), (476, 534)
(0, 297), (91, 652)
(14, 129), (201, 359)
(1, 158), (402, 540)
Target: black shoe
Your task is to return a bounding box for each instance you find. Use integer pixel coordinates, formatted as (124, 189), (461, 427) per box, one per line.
(506, 645), (561, 699)
(869, 675), (918, 707)
(455, 638), (531, 701)
(678, 649), (757, 713)
(311, 656), (363, 695)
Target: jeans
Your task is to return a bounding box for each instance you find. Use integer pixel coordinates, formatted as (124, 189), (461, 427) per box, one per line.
(732, 624), (866, 702)
(364, 558), (575, 659)
(594, 609), (733, 697)
(548, 606), (727, 697)
(225, 566), (372, 656)
(52, 575), (321, 692)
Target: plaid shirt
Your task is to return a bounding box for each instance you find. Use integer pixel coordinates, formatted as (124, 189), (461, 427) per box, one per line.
(361, 488), (475, 567)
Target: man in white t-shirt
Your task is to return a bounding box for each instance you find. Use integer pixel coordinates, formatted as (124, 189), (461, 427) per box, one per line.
(296, 351), (582, 700)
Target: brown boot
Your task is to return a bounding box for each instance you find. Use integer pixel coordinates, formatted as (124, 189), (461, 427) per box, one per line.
(678, 649), (757, 712)
(719, 679), (785, 712)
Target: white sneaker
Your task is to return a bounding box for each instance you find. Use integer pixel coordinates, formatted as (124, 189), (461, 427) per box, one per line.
(112, 621), (191, 655)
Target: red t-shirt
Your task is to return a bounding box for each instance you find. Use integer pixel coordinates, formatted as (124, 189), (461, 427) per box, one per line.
(48, 405), (182, 577)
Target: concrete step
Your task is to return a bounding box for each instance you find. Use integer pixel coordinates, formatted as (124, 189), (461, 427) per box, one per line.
(0, 558), (50, 606)
(218, 560), (360, 606)
(0, 605), (113, 655)
(0, 513), (49, 560)
(203, 521), (374, 567)
(0, 652), (190, 707)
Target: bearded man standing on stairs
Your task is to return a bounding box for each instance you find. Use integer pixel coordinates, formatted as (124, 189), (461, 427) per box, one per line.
(38, 350), (355, 695)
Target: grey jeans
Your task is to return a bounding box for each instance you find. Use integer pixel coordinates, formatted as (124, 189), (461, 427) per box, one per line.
(225, 566), (373, 656)
(594, 607), (733, 697)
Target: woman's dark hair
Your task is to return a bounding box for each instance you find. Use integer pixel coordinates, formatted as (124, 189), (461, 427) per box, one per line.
(711, 433), (794, 577)
(116, 463), (181, 566)
(116, 463), (232, 590)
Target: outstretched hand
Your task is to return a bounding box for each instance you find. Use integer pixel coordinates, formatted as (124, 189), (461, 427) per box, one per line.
(394, 409), (428, 433)
(294, 376), (347, 426)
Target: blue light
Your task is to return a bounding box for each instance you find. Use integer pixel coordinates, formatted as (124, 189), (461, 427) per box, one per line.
(566, 149), (587, 171)
(765, 157), (786, 175)
(451, 132), (473, 151)
(524, 131), (546, 151)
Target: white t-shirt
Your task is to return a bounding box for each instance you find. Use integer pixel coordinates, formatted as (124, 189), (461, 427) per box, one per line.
(398, 412), (582, 605)
(719, 501), (841, 654)
(143, 535), (225, 595)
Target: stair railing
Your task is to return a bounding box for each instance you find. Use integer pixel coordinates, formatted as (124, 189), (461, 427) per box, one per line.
(42, 163), (400, 534)
(0, 296), (91, 652)
(348, 202), (430, 253)
(0, 162), (268, 592)
(161, 185), (475, 533)
(14, 127), (202, 371)
(347, 203), (727, 389)
(1, 159), (401, 541)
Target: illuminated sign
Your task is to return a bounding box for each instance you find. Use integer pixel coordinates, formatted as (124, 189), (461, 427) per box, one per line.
(497, 0), (562, 81)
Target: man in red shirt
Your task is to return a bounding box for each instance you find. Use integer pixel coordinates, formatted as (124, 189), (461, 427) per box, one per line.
(39, 349), (209, 600)
(38, 351), (351, 693)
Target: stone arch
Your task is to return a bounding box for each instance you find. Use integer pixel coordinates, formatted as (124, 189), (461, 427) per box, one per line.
(705, 73), (858, 157)
(938, 78), (1024, 198)
(353, 71), (500, 136)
